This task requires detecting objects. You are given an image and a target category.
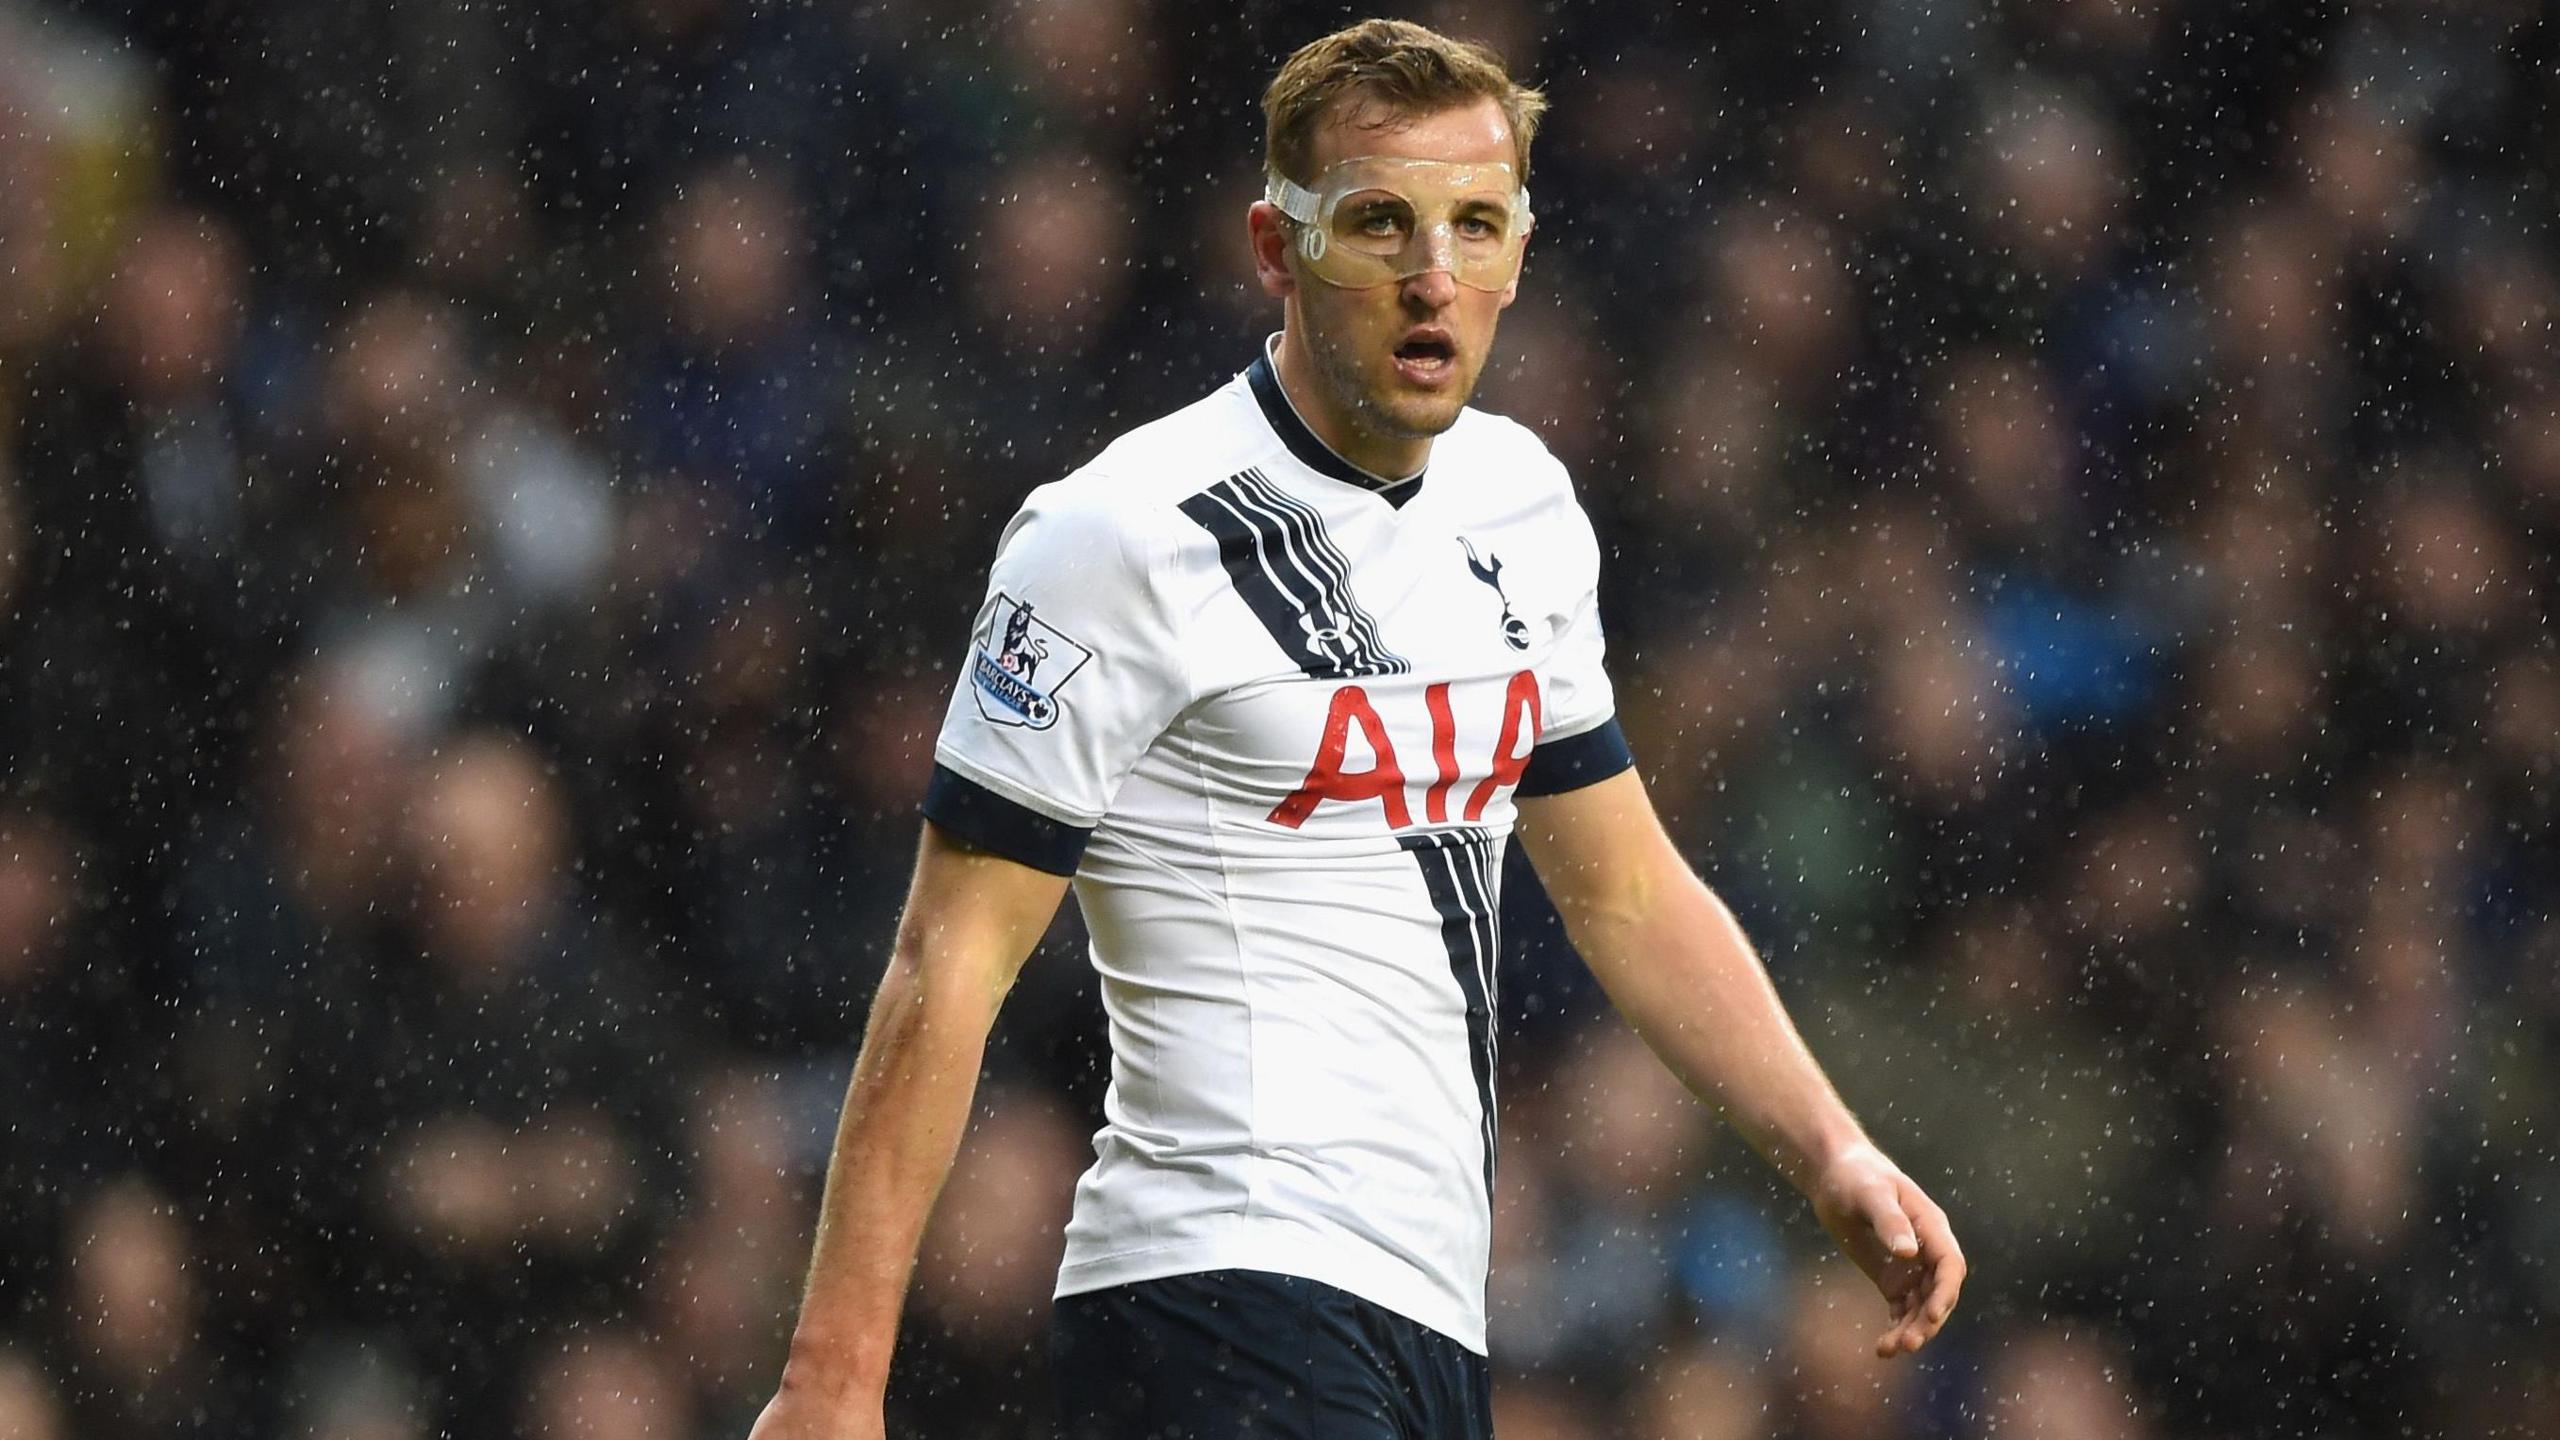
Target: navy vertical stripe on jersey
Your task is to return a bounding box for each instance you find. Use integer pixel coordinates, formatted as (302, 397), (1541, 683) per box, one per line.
(1179, 470), (1410, 679)
(1398, 829), (1501, 1196)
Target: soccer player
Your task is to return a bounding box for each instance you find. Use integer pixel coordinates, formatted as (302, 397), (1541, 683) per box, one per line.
(750, 19), (1964, 1440)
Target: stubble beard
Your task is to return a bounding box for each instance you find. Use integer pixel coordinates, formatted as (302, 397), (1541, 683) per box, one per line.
(1305, 319), (1474, 448)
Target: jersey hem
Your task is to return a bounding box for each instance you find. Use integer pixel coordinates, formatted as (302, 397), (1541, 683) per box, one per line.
(1054, 1232), (1488, 1356)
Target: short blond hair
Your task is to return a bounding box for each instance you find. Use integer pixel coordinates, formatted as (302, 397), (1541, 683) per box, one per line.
(1261, 19), (1548, 187)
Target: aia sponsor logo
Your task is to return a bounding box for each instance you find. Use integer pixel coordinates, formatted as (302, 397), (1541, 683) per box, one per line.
(1268, 670), (1542, 829)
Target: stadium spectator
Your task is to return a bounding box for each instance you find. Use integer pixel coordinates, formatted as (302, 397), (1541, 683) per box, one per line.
(56, 1176), (235, 1439)
(0, 1348), (66, 1440)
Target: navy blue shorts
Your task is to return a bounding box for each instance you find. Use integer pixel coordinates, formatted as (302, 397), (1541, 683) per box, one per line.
(1051, 1269), (1493, 1440)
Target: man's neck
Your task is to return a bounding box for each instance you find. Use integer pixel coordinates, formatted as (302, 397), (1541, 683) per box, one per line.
(1271, 329), (1430, 481)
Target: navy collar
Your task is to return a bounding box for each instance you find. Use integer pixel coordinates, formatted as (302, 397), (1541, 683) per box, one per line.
(1246, 340), (1427, 509)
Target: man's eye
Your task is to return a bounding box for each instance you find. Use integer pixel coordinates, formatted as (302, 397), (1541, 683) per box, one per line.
(1355, 212), (1406, 236)
(1458, 216), (1500, 239)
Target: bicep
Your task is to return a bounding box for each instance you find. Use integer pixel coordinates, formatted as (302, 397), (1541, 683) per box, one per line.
(889, 821), (1075, 1013)
(1515, 768), (1685, 935)
(1505, 763), (1710, 963)
(1518, 769), (1774, 1051)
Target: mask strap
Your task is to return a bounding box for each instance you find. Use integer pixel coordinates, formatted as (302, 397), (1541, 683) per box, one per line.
(1265, 173), (1321, 226)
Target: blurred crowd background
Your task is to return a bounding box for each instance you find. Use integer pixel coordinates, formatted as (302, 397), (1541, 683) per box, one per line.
(3, 0), (2556, 1435)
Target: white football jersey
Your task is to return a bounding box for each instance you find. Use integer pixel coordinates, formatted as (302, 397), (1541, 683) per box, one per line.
(926, 338), (1631, 1353)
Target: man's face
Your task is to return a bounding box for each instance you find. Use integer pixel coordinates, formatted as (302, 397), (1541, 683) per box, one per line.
(1257, 97), (1526, 449)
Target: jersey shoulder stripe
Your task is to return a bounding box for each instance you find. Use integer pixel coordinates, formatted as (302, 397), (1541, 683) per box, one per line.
(1229, 469), (1402, 668)
(1177, 468), (1409, 679)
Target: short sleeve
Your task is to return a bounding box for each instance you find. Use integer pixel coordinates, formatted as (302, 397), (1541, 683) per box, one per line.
(925, 480), (1189, 874)
(1518, 491), (1634, 798)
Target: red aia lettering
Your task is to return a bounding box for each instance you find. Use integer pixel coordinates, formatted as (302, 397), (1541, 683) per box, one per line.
(1269, 672), (1540, 830)
(1464, 669), (1541, 821)
(1423, 682), (1460, 824)
(1267, 685), (1413, 829)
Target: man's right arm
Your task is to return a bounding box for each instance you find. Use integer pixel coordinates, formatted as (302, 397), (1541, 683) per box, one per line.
(749, 820), (1070, 1438)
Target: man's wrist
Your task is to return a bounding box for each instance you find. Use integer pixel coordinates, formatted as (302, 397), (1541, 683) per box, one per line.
(1787, 1123), (1885, 1196)
(779, 1334), (891, 1402)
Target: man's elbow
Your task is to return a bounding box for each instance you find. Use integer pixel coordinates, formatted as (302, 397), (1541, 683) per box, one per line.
(1548, 852), (1671, 946)
(1553, 822), (1733, 966)
(882, 924), (1021, 1032)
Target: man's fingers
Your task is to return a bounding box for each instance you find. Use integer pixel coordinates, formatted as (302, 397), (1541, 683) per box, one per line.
(1878, 1203), (1966, 1356)
(1822, 1161), (1963, 1359)
(1865, 1186), (1964, 1359)
(1870, 1186), (1921, 1260)
(1919, 1237), (1967, 1330)
(1879, 1301), (1932, 1354)
(1911, 1196), (1966, 1324)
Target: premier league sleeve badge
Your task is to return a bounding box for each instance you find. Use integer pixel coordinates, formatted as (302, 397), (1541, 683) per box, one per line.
(969, 591), (1096, 730)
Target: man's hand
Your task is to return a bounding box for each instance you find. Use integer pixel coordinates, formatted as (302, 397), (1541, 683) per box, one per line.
(1810, 1143), (1967, 1358)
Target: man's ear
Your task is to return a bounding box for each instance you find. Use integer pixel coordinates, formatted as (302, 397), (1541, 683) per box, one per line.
(1249, 201), (1298, 300)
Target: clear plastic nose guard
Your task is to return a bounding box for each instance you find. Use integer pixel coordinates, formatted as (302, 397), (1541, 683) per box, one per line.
(1265, 156), (1532, 292)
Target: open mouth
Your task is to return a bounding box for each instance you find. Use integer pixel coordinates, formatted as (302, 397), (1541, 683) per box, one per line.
(1393, 331), (1457, 383)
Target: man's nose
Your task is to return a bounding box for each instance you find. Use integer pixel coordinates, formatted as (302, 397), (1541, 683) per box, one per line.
(1401, 266), (1459, 309)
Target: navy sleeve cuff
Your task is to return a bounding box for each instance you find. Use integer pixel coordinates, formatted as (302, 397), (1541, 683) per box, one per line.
(1516, 717), (1636, 798)
(921, 764), (1093, 876)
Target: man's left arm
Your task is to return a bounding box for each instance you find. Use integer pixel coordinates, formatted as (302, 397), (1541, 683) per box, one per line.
(1515, 768), (1967, 1358)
